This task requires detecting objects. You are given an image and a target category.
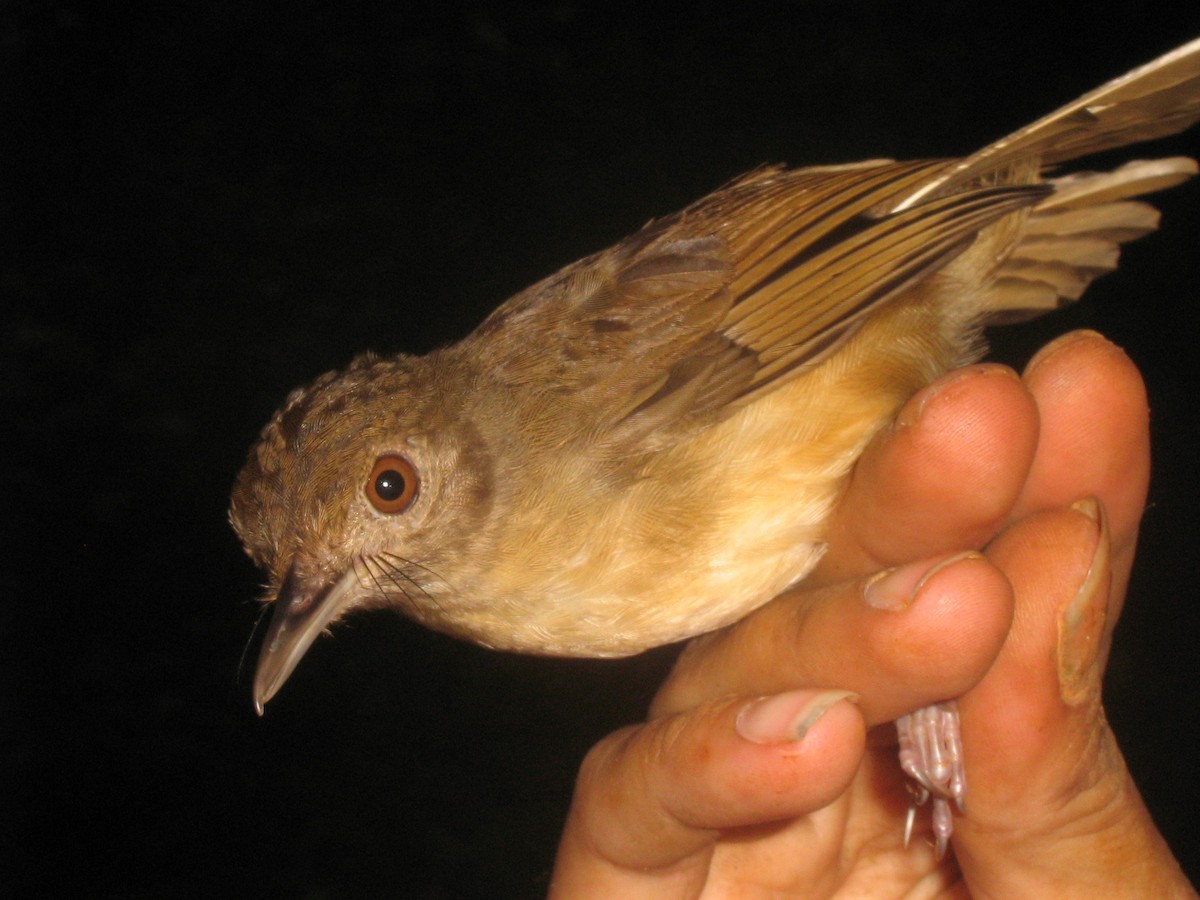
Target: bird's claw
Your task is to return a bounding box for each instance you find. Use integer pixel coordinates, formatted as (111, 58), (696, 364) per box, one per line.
(897, 701), (965, 859)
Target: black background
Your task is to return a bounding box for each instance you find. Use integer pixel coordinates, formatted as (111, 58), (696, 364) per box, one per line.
(7, 3), (1200, 897)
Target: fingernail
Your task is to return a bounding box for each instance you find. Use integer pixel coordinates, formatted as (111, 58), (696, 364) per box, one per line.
(1058, 496), (1111, 705)
(1070, 495), (1100, 522)
(864, 551), (984, 611)
(893, 365), (1018, 430)
(1024, 330), (1115, 381)
(736, 689), (859, 745)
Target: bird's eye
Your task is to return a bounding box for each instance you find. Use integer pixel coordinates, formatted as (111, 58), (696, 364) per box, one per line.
(366, 454), (419, 514)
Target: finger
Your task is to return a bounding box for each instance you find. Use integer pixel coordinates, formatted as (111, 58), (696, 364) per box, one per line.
(955, 502), (1187, 895)
(814, 364), (1039, 586)
(964, 504), (1106, 797)
(1017, 330), (1150, 601)
(549, 690), (864, 899)
(651, 551), (1013, 726)
(1018, 331), (1149, 532)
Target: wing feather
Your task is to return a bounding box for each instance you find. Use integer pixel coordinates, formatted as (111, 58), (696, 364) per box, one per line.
(475, 161), (1047, 450)
(896, 38), (1200, 210)
(467, 39), (1200, 452)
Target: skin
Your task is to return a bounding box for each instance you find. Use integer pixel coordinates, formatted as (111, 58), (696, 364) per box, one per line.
(548, 331), (1196, 898)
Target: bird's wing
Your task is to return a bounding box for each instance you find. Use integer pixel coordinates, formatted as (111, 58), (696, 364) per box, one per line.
(709, 161), (1044, 400)
(474, 159), (1045, 451)
(895, 36), (1200, 211)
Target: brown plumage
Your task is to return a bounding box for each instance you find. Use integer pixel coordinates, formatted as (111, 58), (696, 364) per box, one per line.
(232, 38), (1200, 855)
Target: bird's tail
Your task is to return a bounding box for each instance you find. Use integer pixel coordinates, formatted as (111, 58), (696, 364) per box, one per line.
(985, 156), (1197, 321)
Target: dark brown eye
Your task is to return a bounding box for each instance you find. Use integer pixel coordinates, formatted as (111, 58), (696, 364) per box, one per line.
(366, 454), (419, 514)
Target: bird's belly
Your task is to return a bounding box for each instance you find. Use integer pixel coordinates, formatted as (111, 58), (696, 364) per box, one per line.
(458, 300), (968, 656)
(471, 366), (915, 654)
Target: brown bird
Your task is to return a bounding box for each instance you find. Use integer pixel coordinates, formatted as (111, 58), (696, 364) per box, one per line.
(231, 39), (1200, 854)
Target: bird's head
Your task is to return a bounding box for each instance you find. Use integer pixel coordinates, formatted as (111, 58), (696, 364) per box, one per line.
(230, 351), (495, 713)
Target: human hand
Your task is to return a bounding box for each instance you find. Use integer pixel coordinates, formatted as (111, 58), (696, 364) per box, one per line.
(549, 331), (1194, 897)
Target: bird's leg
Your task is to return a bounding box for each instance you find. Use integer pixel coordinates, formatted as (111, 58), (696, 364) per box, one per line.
(896, 700), (964, 859)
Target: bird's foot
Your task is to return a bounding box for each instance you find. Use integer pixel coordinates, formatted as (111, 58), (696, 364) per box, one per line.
(897, 700), (964, 859)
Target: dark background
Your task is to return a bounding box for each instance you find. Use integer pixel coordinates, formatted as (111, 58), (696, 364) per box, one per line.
(7, 2), (1200, 896)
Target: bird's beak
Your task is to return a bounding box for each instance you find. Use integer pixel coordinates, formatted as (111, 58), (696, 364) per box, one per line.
(253, 563), (359, 715)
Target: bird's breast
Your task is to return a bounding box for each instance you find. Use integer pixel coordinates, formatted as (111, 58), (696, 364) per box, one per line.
(443, 296), (966, 657)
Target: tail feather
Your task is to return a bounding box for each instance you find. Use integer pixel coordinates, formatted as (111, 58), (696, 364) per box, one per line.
(986, 157), (1197, 320)
(1021, 201), (1159, 243)
(1039, 157), (1198, 209)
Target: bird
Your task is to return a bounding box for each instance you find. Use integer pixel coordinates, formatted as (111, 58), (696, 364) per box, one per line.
(231, 38), (1200, 855)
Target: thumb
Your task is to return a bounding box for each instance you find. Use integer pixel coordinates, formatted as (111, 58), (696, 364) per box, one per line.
(956, 501), (1192, 897)
(550, 689), (864, 898)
